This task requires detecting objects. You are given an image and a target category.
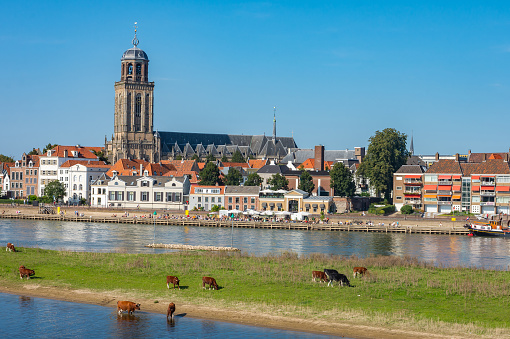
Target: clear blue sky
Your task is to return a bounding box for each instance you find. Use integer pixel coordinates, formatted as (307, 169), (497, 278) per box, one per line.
(2, 1), (510, 159)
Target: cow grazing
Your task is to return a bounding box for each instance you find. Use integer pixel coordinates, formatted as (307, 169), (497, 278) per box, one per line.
(166, 275), (180, 290)
(202, 276), (219, 290)
(19, 265), (35, 279)
(6, 243), (15, 252)
(312, 270), (328, 283)
(167, 302), (176, 319)
(353, 267), (368, 278)
(117, 301), (141, 315)
(324, 269), (351, 287)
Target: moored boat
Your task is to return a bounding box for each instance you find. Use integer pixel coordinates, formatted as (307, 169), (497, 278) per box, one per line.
(467, 219), (510, 237)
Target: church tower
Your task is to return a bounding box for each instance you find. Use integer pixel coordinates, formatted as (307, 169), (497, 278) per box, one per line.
(107, 25), (160, 163)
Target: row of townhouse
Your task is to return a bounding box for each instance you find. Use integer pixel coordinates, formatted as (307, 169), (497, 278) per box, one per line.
(188, 185), (333, 213)
(394, 158), (510, 215)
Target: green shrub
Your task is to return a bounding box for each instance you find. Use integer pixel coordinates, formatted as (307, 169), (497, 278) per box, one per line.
(400, 205), (414, 214)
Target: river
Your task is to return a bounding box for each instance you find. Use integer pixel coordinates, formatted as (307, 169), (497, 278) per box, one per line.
(1, 219), (509, 269)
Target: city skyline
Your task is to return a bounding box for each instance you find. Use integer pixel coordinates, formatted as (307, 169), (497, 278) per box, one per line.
(3, 1), (510, 159)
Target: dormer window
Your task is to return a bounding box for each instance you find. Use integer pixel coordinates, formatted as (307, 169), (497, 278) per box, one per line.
(143, 170), (149, 176)
(141, 181), (149, 187)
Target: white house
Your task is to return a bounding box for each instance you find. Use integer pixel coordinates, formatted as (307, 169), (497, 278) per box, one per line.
(91, 175), (190, 210)
(60, 160), (110, 204)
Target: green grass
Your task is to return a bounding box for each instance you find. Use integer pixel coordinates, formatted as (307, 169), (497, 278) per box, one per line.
(2, 248), (509, 336)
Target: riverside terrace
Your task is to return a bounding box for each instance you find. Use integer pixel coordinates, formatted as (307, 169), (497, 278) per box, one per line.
(0, 207), (469, 235)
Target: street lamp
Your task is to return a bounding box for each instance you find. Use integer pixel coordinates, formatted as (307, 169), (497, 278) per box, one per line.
(153, 210), (157, 245)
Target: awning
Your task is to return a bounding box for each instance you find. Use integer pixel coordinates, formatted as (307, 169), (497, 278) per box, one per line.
(262, 203), (267, 207)
(472, 176), (480, 180)
(423, 194), (436, 198)
(305, 204), (310, 208)
(472, 186), (480, 191)
(481, 186), (495, 191)
(452, 175), (461, 179)
(406, 175), (421, 178)
(320, 204), (325, 208)
(452, 195), (461, 199)
(438, 175), (452, 179)
(312, 204), (318, 208)
(452, 185), (461, 191)
(277, 203), (282, 207)
(481, 175), (495, 177)
(496, 186), (510, 192)
(423, 185), (437, 191)
(438, 185), (451, 190)
(406, 194), (421, 198)
(269, 203), (275, 207)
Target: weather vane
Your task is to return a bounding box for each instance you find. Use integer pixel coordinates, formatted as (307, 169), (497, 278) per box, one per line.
(132, 21), (139, 47)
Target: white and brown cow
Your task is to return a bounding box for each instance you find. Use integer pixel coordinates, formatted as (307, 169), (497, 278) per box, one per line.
(6, 243), (15, 252)
(19, 265), (35, 279)
(117, 301), (141, 315)
(353, 267), (368, 278)
(166, 275), (180, 290)
(312, 270), (328, 283)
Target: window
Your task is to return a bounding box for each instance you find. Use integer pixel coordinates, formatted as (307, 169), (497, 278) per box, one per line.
(243, 197), (248, 204)
(396, 186), (402, 190)
(251, 205), (255, 210)
(218, 197), (222, 203)
(141, 181), (149, 187)
(154, 192), (162, 202)
(424, 175), (438, 183)
(205, 197), (209, 203)
(228, 197), (233, 203)
(136, 64), (141, 75)
(73, 184), (77, 190)
(79, 184), (83, 190)
(128, 63), (133, 75)
(472, 196), (480, 203)
(396, 196), (402, 200)
(211, 197), (215, 203)
(235, 197), (240, 203)
(109, 192), (115, 200)
(251, 197), (255, 204)
(128, 192), (135, 201)
(141, 192), (149, 201)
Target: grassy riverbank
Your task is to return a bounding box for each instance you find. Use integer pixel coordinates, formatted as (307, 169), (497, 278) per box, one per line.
(2, 248), (509, 338)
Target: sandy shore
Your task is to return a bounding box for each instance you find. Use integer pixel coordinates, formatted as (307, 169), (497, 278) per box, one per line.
(0, 283), (462, 339)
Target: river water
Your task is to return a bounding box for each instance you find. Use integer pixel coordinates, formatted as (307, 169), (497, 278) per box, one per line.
(0, 293), (336, 338)
(1, 219), (509, 269)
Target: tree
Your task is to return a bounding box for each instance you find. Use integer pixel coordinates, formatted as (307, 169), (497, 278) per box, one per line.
(244, 172), (263, 186)
(221, 154), (229, 163)
(27, 148), (39, 156)
(43, 180), (66, 201)
(231, 150), (245, 163)
(191, 154), (200, 161)
(43, 143), (58, 154)
(199, 162), (222, 186)
(0, 154), (14, 163)
(400, 205), (414, 215)
(224, 167), (242, 186)
(267, 173), (289, 190)
(175, 155), (182, 160)
(357, 128), (409, 200)
(330, 162), (356, 197)
(298, 170), (315, 194)
(206, 153), (216, 163)
(92, 150), (110, 164)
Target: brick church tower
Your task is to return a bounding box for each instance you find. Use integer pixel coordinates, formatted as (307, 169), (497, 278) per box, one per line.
(106, 25), (160, 163)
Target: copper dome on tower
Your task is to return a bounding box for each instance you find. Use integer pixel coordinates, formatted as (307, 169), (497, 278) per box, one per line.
(121, 46), (149, 61)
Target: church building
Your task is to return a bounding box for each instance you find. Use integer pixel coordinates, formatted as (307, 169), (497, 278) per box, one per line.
(106, 28), (297, 163)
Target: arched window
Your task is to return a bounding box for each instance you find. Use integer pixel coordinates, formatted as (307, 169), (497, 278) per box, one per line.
(79, 175), (82, 182)
(136, 64), (141, 75)
(73, 175), (77, 181)
(73, 184), (77, 190)
(135, 94), (142, 131)
(128, 64), (133, 75)
(79, 184), (83, 190)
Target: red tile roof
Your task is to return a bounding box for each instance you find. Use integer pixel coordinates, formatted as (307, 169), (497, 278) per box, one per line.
(426, 159), (510, 176)
(298, 158), (334, 170)
(45, 145), (103, 159)
(220, 162), (250, 168)
(248, 159), (268, 169)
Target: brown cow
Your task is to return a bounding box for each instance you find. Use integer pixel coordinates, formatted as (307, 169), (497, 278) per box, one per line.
(312, 270), (328, 283)
(353, 267), (368, 278)
(202, 276), (219, 290)
(166, 275), (180, 290)
(117, 301), (141, 315)
(6, 243), (15, 252)
(167, 302), (176, 319)
(19, 265), (35, 279)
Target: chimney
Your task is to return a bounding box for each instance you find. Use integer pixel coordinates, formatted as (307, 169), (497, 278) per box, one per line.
(468, 149), (472, 155)
(140, 164), (143, 176)
(355, 147), (365, 163)
(64, 150), (68, 158)
(455, 153), (459, 162)
(483, 154), (487, 162)
(314, 145), (325, 171)
(435, 152), (439, 161)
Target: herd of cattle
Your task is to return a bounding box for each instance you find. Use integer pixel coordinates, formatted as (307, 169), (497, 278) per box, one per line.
(7, 241), (368, 319)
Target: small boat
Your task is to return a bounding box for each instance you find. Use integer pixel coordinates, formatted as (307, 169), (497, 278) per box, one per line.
(467, 218), (510, 237)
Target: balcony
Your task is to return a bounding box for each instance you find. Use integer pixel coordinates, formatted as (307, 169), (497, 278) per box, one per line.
(480, 191), (495, 196)
(480, 202), (495, 206)
(438, 180), (452, 185)
(438, 201), (452, 205)
(404, 179), (422, 186)
(480, 181), (495, 186)
(404, 190), (421, 195)
(405, 200), (421, 205)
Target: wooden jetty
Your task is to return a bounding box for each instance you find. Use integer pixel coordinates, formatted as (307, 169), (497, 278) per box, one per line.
(0, 213), (470, 235)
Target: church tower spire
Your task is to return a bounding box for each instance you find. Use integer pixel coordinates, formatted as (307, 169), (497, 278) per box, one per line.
(409, 131), (414, 156)
(272, 106), (276, 143)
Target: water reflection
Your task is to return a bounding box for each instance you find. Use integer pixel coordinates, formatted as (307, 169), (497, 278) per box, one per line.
(1, 219), (509, 269)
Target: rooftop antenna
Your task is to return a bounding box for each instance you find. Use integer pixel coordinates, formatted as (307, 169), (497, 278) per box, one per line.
(132, 22), (139, 47)
(272, 106), (276, 143)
